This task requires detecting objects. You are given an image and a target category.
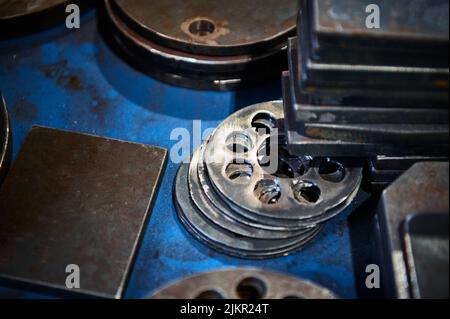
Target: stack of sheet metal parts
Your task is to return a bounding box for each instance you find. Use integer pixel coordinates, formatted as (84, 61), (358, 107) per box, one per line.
(0, 95), (11, 185)
(175, 101), (363, 258)
(103, 0), (298, 90)
(282, 0), (449, 190)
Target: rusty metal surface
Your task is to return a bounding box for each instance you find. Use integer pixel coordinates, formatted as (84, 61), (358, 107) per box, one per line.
(151, 268), (337, 299)
(113, 0), (297, 56)
(0, 126), (167, 298)
(377, 162), (449, 299)
(310, 0), (449, 67)
(0, 94), (11, 185)
(283, 20), (449, 158)
(296, 3), (450, 107)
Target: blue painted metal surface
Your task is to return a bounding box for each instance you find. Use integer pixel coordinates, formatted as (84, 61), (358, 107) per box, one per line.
(0, 9), (374, 299)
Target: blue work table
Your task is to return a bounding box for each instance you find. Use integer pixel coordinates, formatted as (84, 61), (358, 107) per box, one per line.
(0, 8), (380, 299)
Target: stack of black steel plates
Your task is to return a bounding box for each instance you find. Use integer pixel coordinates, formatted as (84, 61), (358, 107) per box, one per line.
(103, 0), (298, 90)
(175, 101), (363, 259)
(282, 0), (449, 188)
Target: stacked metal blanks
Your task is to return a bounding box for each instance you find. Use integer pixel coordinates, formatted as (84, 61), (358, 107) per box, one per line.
(296, 0), (449, 107)
(367, 155), (449, 191)
(174, 101), (363, 259)
(0, 126), (167, 298)
(283, 0), (449, 159)
(151, 268), (337, 299)
(0, 95), (11, 185)
(103, 0), (298, 90)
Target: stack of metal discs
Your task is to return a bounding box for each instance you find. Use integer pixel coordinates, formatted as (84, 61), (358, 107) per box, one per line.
(103, 0), (298, 90)
(174, 101), (363, 259)
(0, 95), (11, 185)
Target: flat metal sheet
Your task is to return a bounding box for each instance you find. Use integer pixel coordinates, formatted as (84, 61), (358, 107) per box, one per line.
(0, 126), (167, 298)
(377, 162), (449, 299)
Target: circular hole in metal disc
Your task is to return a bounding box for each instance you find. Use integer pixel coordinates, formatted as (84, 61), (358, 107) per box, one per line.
(195, 290), (224, 299)
(189, 19), (216, 36)
(251, 112), (277, 135)
(318, 158), (346, 183)
(226, 161), (254, 181)
(292, 181), (321, 204)
(236, 277), (267, 299)
(254, 179), (281, 204)
(226, 131), (253, 154)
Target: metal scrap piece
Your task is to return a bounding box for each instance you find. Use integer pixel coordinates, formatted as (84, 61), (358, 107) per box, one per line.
(377, 162), (449, 299)
(0, 126), (167, 298)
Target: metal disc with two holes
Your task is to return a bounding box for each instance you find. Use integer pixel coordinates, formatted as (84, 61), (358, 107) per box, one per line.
(104, 0), (298, 90)
(151, 268), (337, 299)
(0, 95), (11, 185)
(174, 101), (363, 259)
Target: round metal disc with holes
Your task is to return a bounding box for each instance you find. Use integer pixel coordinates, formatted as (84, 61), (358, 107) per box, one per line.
(104, 0), (295, 90)
(203, 101), (363, 222)
(112, 0), (298, 56)
(0, 95), (11, 185)
(190, 147), (311, 239)
(174, 100), (362, 259)
(151, 268), (337, 299)
(175, 163), (323, 259)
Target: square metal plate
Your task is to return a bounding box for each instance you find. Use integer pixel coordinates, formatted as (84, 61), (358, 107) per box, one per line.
(0, 126), (167, 298)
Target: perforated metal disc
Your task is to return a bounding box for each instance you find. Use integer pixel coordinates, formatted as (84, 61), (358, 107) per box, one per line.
(151, 268), (337, 299)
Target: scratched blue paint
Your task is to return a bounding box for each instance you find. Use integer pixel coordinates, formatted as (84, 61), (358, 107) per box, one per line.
(0, 9), (364, 299)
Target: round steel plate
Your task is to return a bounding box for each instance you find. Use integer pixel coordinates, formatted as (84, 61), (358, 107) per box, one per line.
(112, 0), (297, 56)
(174, 100), (362, 258)
(175, 163), (322, 259)
(203, 101), (363, 221)
(190, 147), (308, 239)
(104, 0), (291, 90)
(151, 268), (337, 299)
